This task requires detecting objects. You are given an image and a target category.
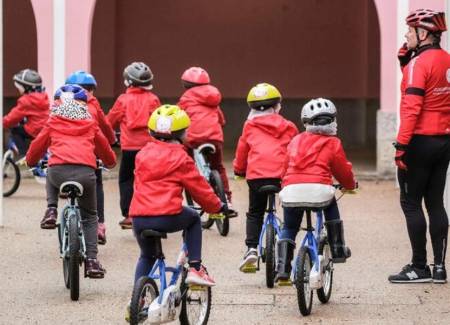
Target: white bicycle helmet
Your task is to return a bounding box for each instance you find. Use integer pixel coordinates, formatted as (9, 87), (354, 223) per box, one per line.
(301, 98), (337, 125)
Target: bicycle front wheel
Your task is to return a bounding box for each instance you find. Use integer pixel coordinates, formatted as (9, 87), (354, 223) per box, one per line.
(3, 157), (20, 197)
(129, 276), (158, 325)
(210, 170), (229, 236)
(265, 224), (276, 288)
(295, 246), (313, 316)
(68, 216), (80, 301)
(317, 238), (333, 303)
(179, 269), (212, 325)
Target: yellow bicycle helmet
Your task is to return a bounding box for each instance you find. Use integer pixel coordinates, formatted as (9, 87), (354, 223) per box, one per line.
(246, 83), (282, 111)
(148, 105), (190, 140)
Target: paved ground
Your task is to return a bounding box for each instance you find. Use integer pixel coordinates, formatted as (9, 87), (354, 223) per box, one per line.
(2, 177), (450, 324)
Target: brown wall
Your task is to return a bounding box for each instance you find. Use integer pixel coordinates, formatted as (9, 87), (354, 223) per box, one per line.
(92, 0), (380, 99)
(3, 0), (38, 97)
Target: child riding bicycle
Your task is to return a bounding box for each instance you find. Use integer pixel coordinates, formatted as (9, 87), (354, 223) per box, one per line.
(26, 85), (116, 278)
(107, 62), (161, 229)
(275, 98), (357, 282)
(233, 83), (298, 272)
(128, 105), (228, 286)
(3, 69), (49, 157)
(178, 67), (236, 214)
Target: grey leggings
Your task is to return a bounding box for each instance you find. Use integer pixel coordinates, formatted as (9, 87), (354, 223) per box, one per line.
(47, 164), (98, 258)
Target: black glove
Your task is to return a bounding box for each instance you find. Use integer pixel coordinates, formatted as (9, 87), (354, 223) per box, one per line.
(397, 43), (415, 68)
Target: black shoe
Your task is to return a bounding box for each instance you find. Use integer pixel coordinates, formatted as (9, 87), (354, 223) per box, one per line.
(325, 220), (351, 263)
(388, 264), (432, 283)
(432, 264), (447, 284)
(275, 239), (295, 282)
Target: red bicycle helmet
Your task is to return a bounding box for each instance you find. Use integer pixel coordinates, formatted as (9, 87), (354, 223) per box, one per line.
(406, 9), (447, 33)
(181, 67), (210, 85)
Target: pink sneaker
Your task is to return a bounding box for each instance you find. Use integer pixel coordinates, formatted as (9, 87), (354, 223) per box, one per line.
(97, 223), (106, 245)
(186, 266), (216, 287)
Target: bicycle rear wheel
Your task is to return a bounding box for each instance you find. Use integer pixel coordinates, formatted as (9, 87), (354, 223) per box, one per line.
(317, 238), (333, 303)
(68, 215), (80, 301)
(3, 157), (20, 197)
(179, 268), (211, 325)
(129, 276), (158, 325)
(295, 246), (313, 316)
(210, 170), (229, 236)
(265, 224), (276, 288)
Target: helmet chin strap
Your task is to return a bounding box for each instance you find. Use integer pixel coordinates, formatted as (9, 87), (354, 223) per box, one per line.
(414, 27), (429, 49)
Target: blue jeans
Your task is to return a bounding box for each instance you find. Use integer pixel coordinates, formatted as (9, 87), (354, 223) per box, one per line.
(132, 207), (202, 282)
(280, 198), (340, 241)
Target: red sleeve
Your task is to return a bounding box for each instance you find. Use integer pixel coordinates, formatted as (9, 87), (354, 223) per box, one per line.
(281, 138), (295, 178)
(180, 158), (222, 213)
(26, 126), (51, 166)
(330, 139), (356, 190)
(3, 98), (27, 128)
(106, 96), (125, 129)
(233, 124), (249, 176)
(218, 108), (226, 126)
(396, 57), (426, 145)
(95, 104), (116, 144)
(94, 129), (117, 168)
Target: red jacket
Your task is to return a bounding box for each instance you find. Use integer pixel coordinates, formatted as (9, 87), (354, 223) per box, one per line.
(87, 94), (116, 144)
(26, 115), (116, 169)
(3, 92), (49, 138)
(178, 85), (225, 146)
(233, 114), (298, 180)
(107, 87), (161, 150)
(282, 132), (356, 189)
(129, 139), (222, 217)
(397, 45), (450, 145)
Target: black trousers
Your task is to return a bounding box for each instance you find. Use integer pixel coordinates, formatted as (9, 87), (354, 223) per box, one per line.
(398, 135), (450, 266)
(95, 168), (105, 223)
(245, 178), (281, 248)
(119, 150), (139, 217)
(11, 125), (32, 156)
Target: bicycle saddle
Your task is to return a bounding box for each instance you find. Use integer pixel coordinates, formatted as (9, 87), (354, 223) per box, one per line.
(59, 181), (84, 198)
(197, 143), (216, 155)
(141, 229), (168, 239)
(258, 185), (281, 194)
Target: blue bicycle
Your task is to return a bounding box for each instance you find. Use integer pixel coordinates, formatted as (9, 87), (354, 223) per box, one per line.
(241, 185), (282, 288)
(128, 230), (211, 325)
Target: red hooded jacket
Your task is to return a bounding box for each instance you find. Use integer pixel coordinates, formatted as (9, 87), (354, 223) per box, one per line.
(26, 115), (116, 169)
(397, 45), (450, 145)
(107, 87), (161, 150)
(233, 113), (298, 180)
(3, 92), (49, 138)
(178, 85), (225, 145)
(282, 132), (356, 189)
(129, 139), (222, 217)
(87, 94), (116, 144)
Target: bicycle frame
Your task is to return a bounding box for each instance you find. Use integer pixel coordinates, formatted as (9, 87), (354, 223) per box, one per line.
(148, 243), (187, 304)
(258, 196), (282, 257)
(192, 148), (211, 180)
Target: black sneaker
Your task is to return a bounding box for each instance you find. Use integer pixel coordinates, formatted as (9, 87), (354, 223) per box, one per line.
(432, 264), (447, 284)
(388, 264), (432, 283)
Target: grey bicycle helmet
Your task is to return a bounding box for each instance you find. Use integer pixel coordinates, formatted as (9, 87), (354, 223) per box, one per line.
(13, 69), (42, 91)
(301, 98), (337, 125)
(123, 62), (154, 87)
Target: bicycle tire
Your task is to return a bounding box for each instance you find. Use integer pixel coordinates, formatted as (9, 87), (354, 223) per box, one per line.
(317, 237), (333, 303)
(210, 170), (229, 236)
(68, 215), (80, 301)
(129, 276), (158, 325)
(265, 224), (276, 288)
(3, 157), (20, 197)
(295, 246), (313, 316)
(179, 268), (211, 325)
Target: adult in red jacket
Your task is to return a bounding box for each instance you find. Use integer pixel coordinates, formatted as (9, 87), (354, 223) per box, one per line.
(275, 98), (356, 282)
(63, 70), (116, 244)
(129, 105), (225, 287)
(178, 67), (234, 210)
(26, 85), (116, 278)
(3, 69), (49, 156)
(389, 9), (450, 284)
(233, 83), (298, 272)
(107, 62), (161, 229)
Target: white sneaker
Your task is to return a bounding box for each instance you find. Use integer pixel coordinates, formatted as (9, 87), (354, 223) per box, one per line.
(239, 248), (258, 272)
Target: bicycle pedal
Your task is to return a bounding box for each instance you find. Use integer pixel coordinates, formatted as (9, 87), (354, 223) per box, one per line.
(277, 279), (293, 287)
(242, 265), (257, 273)
(188, 284), (207, 291)
(208, 213), (224, 220)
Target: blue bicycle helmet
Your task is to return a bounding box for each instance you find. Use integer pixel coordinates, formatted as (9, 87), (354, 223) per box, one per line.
(65, 70), (97, 89)
(54, 84), (88, 102)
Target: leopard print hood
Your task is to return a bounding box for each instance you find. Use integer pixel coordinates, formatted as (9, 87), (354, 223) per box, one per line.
(50, 99), (92, 120)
